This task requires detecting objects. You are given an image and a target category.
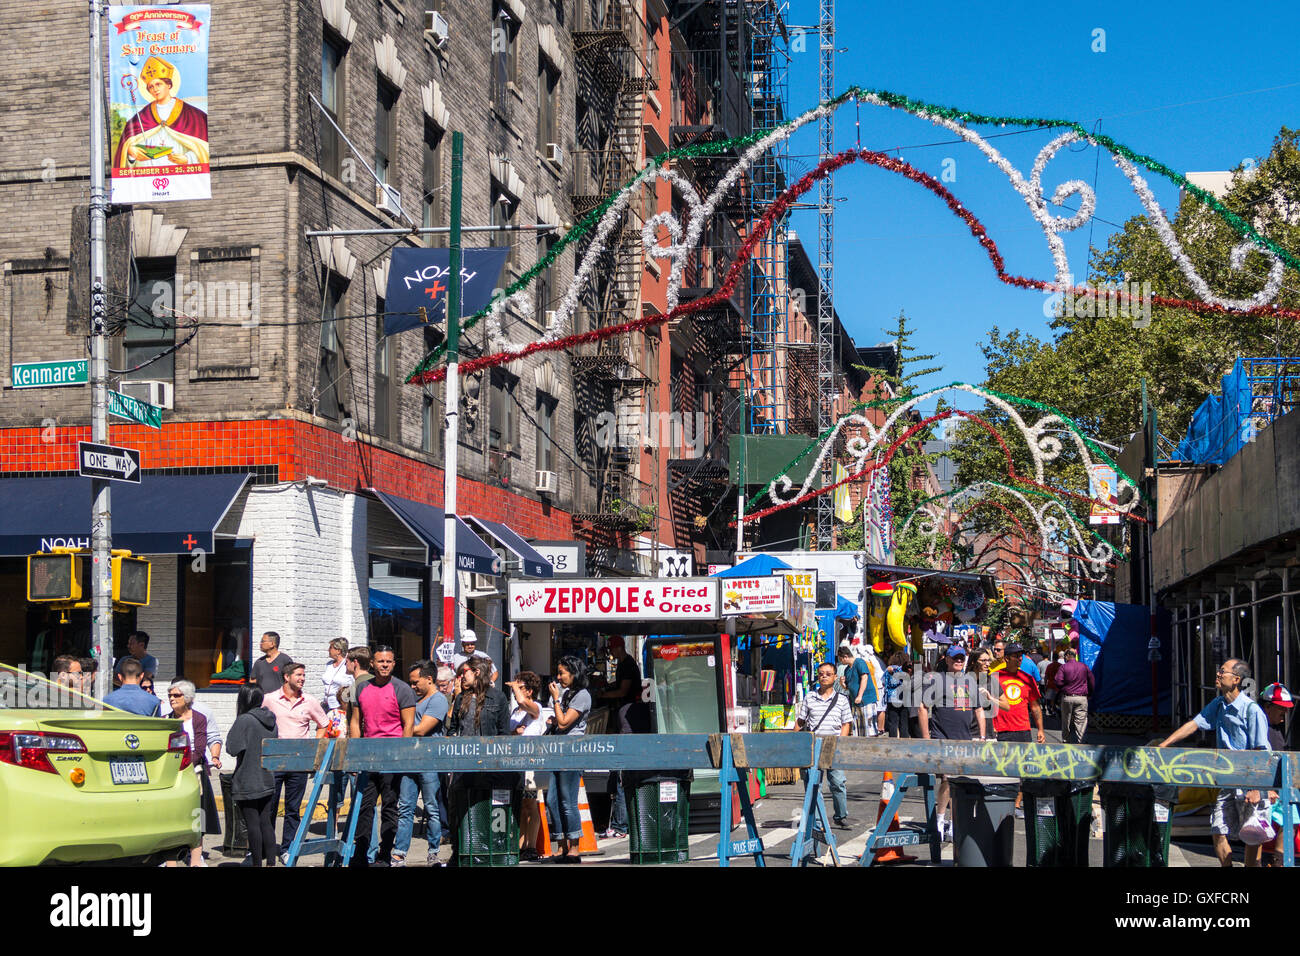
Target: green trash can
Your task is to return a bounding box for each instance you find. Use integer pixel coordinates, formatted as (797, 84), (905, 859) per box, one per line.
(1099, 782), (1178, 867)
(1022, 779), (1094, 867)
(457, 786), (521, 867)
(623, 770), (692, 864)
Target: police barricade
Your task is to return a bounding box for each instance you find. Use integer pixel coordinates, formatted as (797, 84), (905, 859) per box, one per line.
(263, 732), (812, 867)
(828, 738), (1297, 867)
(262, 735), (1297, 867)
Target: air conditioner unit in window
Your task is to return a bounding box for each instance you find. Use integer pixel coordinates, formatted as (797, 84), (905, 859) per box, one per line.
(534, 470), (558, 494)
(424, 10), (450, 47)
(376, 183), (402, 215)
(544, 142), (564, 167)
(119, 379), (174, 410)
(544, 310), (559, 332)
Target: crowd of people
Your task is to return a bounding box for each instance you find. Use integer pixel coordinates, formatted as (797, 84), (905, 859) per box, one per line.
(43, 620), (1297, 868)
(808, 628), (1294, 866)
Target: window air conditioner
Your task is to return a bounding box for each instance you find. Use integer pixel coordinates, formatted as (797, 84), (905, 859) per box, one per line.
(544, 310), (558, 332)
(424, 10), (450, 47)
(376, 183), (402, 215)
(534, 470), (558, 494)
(119, 379), (174, 410)
(544, 142), (564, 167)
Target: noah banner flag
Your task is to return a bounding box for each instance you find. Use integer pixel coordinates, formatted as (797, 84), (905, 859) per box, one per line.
(109, 4), (211, 203)
(383, 247), (510, 336)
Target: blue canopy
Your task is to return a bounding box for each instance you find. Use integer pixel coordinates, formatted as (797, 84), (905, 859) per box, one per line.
(711, 553), (792, 577)
(368, 588), (422, 613)
(835, 594), (859, 621)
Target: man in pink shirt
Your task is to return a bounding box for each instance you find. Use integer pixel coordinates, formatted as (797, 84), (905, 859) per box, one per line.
(349, 646), (415, 866)
(264, 662), (329, 860)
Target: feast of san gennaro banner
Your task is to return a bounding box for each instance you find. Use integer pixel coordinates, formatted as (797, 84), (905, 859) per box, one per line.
(108, 4), (211, 203)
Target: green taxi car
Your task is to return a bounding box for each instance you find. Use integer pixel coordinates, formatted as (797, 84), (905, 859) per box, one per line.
(0, 668), (200, 866)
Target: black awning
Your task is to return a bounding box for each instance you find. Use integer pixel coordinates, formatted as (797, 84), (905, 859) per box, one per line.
(0, 473), (250, 556)
(466, 516), (553, 578)
(864, 563), (999, 599)
(370, 490), (501, 576)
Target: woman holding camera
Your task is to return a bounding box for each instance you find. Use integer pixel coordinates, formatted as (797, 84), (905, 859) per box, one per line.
(548, 656), (592, 863)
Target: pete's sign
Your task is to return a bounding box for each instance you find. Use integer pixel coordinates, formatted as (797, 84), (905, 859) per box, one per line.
(508, 578), (719, 622)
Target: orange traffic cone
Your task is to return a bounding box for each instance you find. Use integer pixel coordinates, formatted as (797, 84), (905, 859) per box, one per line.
(872, 771), (917, 865)
(576, 777), (599, 854)
(533, 787), (553, 859)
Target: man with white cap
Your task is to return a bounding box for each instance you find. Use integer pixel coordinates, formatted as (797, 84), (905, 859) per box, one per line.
(453, 629), (496, 681)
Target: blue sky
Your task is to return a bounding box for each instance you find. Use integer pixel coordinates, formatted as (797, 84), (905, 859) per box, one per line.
(784, 0), (1300, 417)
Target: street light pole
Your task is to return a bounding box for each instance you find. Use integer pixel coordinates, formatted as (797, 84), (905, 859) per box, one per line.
(439, 131), (463, 655)
(89, 0), (113, 701)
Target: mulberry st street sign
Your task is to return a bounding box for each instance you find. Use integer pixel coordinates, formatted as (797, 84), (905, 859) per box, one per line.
(107, 389), (162, 429)
(11, 359), (88, 388)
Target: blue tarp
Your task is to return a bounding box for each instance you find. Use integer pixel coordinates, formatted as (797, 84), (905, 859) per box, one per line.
(711, 553), (793, 577)
(368, 588), (421, 613)
(1072, 600), (1171, 715)
(835, 594), (859, 621)
(1174, 358), (1252, 465)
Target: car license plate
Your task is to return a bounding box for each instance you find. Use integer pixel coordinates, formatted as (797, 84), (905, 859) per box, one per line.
(110, 759), (148, 785)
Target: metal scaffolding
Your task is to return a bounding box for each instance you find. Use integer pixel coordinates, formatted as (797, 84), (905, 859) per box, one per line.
(747, 0), (789, 436)
(815, 0), (835, 547)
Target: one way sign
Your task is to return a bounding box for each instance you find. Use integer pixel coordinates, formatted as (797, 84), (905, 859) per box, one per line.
(78, 441), (141, 483)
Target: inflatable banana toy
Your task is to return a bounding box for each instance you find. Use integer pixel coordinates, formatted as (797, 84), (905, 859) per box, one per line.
(887, 581), (917, 649)
(910, 620), (925, 654)
(869, 582), (894, 652)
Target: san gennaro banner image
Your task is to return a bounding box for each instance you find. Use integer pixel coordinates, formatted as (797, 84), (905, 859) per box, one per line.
(108, 4), (211, 203)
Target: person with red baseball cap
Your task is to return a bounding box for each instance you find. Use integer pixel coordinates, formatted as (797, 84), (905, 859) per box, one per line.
(1258, 683), (1293, 866)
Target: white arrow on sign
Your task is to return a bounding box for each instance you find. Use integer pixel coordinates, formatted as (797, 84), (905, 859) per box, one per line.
(84, 449), (137, 479)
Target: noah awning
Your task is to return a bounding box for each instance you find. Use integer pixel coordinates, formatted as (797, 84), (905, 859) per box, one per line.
(466, 516), (553, 577)
(370, 490), (502, 576)
(0, 473), (250, 556)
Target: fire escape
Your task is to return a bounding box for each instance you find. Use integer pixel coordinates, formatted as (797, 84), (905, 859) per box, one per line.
(570, 0), (658, 538)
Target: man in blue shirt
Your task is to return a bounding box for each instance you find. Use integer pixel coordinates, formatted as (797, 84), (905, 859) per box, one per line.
(102, 658), (163, 717)
(837, 645), (877, 737)
(1160, 658), (1271, 867)
(113, 631), (159, 686)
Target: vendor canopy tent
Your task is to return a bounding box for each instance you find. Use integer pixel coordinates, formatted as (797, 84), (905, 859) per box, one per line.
(835, 594), (859, 621)
(1071, 600), (1171, 716)
(711, 553), (792, 577)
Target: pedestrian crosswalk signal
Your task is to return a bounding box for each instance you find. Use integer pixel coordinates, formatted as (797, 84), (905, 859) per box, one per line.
(112, 555), (151, 606)
(26, 552), (84, 602)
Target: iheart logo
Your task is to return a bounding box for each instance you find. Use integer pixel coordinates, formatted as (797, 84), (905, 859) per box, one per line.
(658, 645), (680, 661)
(152, 177), (170, 190)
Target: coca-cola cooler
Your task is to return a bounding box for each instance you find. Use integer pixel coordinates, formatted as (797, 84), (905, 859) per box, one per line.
(645, 635), (751, 833)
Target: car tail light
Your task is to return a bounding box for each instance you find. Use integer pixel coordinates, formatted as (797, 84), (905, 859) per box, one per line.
(168, 730), (192, 771)
(0, 730), (87, 773)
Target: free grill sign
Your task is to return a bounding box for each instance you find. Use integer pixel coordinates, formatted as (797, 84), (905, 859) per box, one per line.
(507, 578), (719, 622)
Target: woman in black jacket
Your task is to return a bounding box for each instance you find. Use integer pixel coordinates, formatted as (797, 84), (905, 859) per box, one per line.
(446, 657), (514, 862)
(226, 685), (279, 866)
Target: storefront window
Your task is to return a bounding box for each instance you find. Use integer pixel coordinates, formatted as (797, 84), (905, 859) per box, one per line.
(180, 546), (252, 688)
(368, 557), (427, 674)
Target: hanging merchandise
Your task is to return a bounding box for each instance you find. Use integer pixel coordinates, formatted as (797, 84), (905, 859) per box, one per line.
(868, 582), (894, 653)
(887, 581), (917, 649)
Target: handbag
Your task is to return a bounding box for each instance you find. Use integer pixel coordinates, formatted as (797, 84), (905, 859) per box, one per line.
(1239, 800), (1278, 846)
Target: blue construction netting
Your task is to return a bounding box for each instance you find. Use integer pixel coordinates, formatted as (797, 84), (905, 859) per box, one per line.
(1171, 357), (1300, 465)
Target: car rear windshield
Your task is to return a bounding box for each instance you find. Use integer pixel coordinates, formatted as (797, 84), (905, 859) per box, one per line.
(0, 665), (103, 710)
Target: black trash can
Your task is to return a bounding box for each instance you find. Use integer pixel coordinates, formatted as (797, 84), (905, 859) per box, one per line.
(951, 778), (1018, 867)
(1022, 779), (1094, 867)
(623, 769), (692, 864)
(457, 786), (522, 867)
(219, 772), (249, 853)
(1099, 782), (1178, 867)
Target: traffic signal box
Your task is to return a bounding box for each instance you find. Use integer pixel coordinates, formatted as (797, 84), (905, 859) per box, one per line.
(26, 548), (151, 611)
